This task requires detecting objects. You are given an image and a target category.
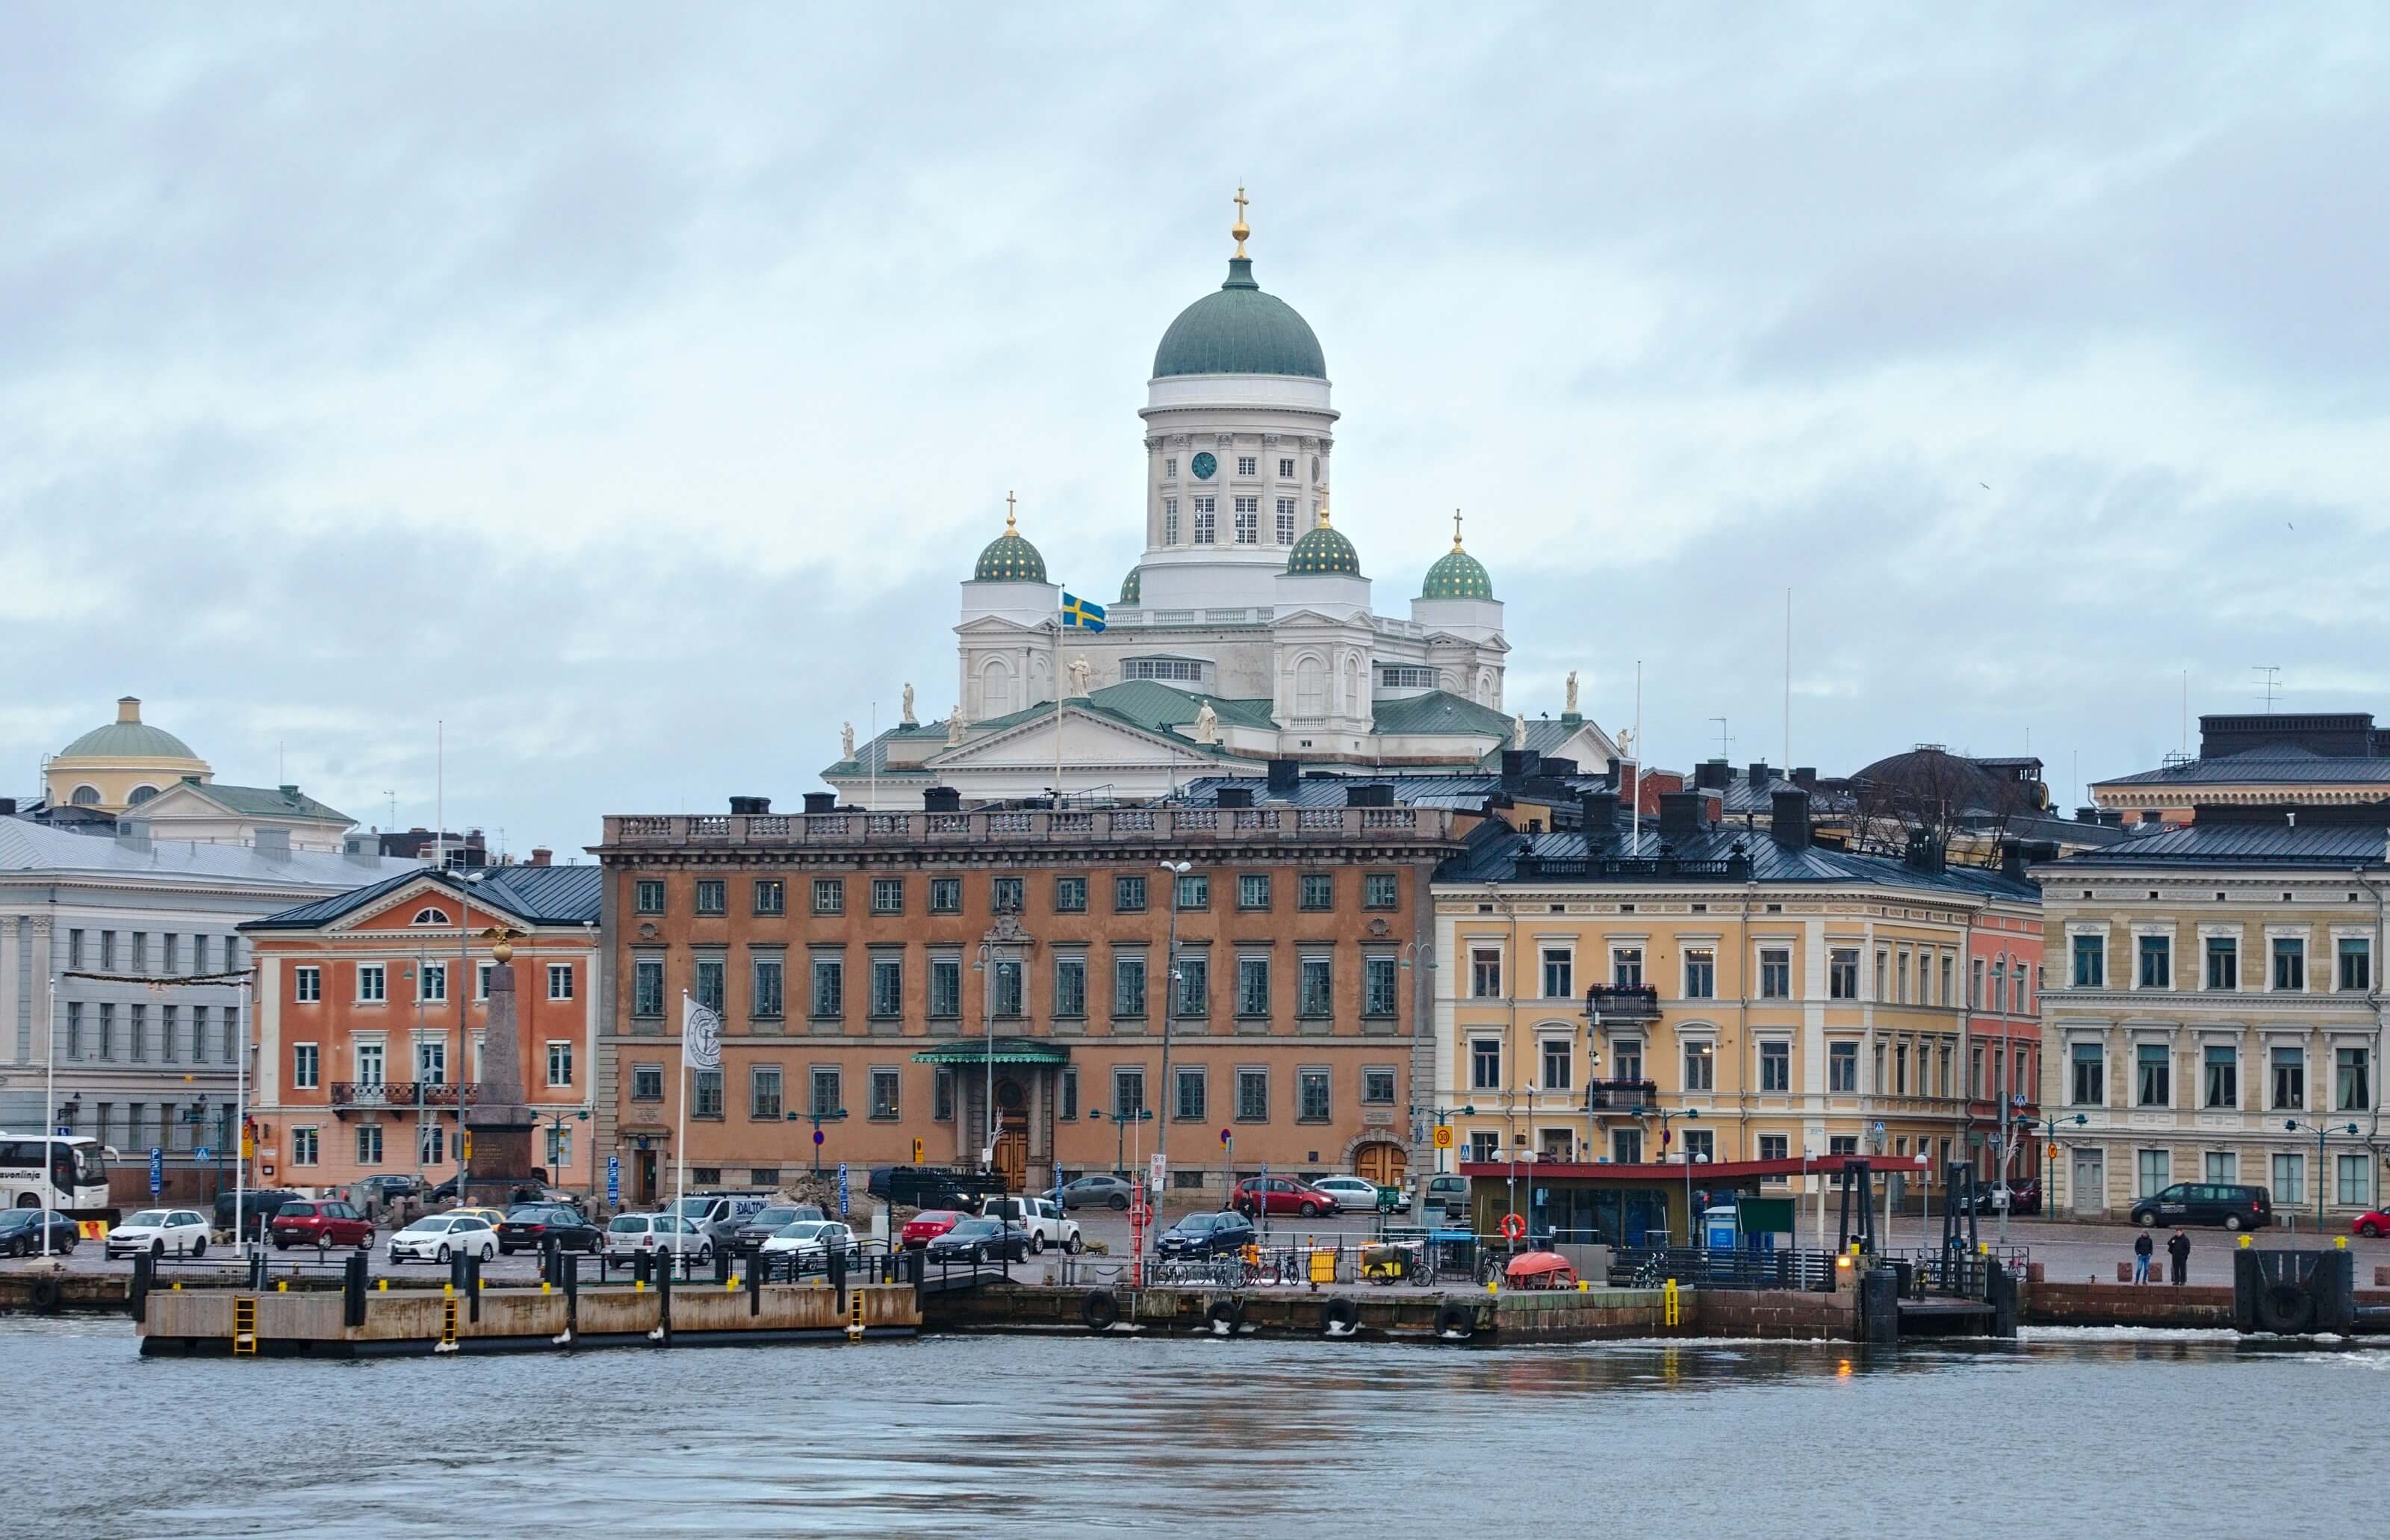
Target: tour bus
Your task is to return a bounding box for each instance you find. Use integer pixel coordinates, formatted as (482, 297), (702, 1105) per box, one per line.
(0, 1132), (116, 1220)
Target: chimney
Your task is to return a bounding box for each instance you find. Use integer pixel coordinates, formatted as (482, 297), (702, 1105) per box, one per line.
(727, 795), (775, 816)
(1537, 757), (1577, 778)
(1500, 749), (1540, 785)
(1999, 838), (2026, 881)
(1747, 761), (1771, 789)
(278, 784), (300, 802)
(1266, 758), (1301, 795)
(1905, 833), (1945, 875)
(801, 792), (836, 815)
(1657, 790), (1704, 838)
(1344, 783), (1394, 809)
(116, 822), (152, 852)
(922, 786), (962, 813)
(1580, 790), (1619, 833)
(0, 798), (13, 816)
(1769, 789), (1810, 849)
(527, 847), (553, 866)
(1216, 786), (1254, 809)
(117, 697), (141, 724)
(254, 828), (291, 860)
(1694, 759), (1729, 792)
(1792, 767), (1817, 791)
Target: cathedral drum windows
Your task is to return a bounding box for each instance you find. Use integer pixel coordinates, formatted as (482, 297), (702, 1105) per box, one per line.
(1193, 497), (1216, 544)
(1234, 497), (1259, 544)
(1276, 497), (1296, 544)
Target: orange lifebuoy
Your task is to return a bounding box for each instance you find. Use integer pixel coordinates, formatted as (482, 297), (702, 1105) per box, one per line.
(1500, 1212), (1527, 1242)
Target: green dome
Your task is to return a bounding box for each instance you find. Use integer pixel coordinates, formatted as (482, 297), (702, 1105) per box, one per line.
(1118, 568), (1141, 605)
(1421, 548), (1494, 600)
(59, 718), (197, 760)
(972, 518), (1048, 583)
(1286, 518), (1361, 577)
(1153, 258), (1326, 379)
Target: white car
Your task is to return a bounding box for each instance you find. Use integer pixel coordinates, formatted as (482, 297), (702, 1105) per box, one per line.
(388, 1213), (499, 1265)
(603, 1213), (712, 1264)
(108, 1208), (211, 1259)
(978, 1196), (1084, 1255)
(1309, 1176), (1387, 1214)
(758, 1220), (859, 1264)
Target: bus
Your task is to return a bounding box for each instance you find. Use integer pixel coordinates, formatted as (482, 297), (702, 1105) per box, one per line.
(0, 1133), (115, 1220)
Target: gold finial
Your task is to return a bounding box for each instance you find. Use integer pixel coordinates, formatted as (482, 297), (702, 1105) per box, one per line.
(1005, 489), (1017, 532)
(1452, 508), (1465, 553)
(1231, 184), (1250, 258)
(1316, 493), (1330, 529)
(479, 924), (521, 963)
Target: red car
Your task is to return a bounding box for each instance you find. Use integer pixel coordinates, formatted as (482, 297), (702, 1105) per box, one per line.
(268, 1198), (375, 1251)
(2353, 1211), (2390, 1239)
(900, 1209), (966, 1249)
(1231, 1177), (1339, 1219)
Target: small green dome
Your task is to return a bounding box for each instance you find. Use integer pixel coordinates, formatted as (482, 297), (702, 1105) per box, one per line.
(1118, 568), (1141, 605)
(1286, 514), (1361, 577)
(972, 515), (1048, 583)
(1421, 548), (1493, 600)
(1153, 258), (1326, 380)
(59, 699), (198, 761)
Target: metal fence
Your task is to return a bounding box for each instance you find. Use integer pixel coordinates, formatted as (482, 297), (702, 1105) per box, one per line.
(1609, 1246), (1838, 1293)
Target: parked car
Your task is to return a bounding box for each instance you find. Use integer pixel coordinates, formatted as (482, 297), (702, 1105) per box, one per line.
(1051, 1173), (1136, 1211)
(603, 1213), (712, 1264)
(388, 1213), (499, 1264)
(1231, 1176), (1338, 1219)
(108, 1208), (213, 1259)
(1421, 1175), (1469, 1221)
(1156, 1211), (1256, 1259)
(925, 1216), (1031, 1266)
(2353, 1210), (2390, 1239)
(352, 1174), (426, 1208)
(0, 1208), (80, 1256)
(731, 1204), (828, 1255)
(269, 1199), (375, 1251)
(2129, 1182), (2274, 1231)
(662, 1193), (776, 1249)
(759, 1220), (860, 1264)
(214, 1189), (302, 1241)
(980, 1196), (1083, 1255)
(1309, 1176), (1392, 1214)
(900, 1209), (967, 1249)
(869, 1165), (1005, 1210)
(496, 1203), (603, 1255)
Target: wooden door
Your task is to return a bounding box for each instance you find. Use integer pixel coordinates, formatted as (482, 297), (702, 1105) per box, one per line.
(995, 1129), (1028, 1191)
(1356, 1143), (1406, 1187)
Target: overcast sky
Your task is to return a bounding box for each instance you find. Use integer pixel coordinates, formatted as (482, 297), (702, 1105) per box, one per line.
(7, 6), (2387, 855)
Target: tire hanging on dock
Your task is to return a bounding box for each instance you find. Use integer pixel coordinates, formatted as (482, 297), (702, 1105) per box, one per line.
(28, 1277), (63, 1316)
(1205, 1297), (1244, 1335)
(1320, 1297), (1360, 1335)
(2254, 1278), (2316, 1335)
(1433, 1300), (1475, 1341)
(1080, 1291), (1120, 1332)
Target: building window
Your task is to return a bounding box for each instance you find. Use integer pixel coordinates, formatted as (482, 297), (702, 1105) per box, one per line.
(2136, 1043), (2170, 1107)
(1236, 455), (1257, 476)
(1828, 948), (1859, 999)
(1363, 956), (1398, 1016)
(1114, 875), (1148, 912)
(2338, 937), (2371, 992)
(353, 1041), (384, 1087)
(810, 957), (842, 1018)
(357, 964), (388, 1004)
(2205, 1151), (2238, 1184)
(934, 1070), (955, 1123)
(754, 957), (786, 1018)
(354, 1124), (383, 1166)
(415, 1038), (446, 1085)
(2203, 1045), (2238, 1108)
(1114, 1068), (1147, 1121)
(810, 1067), (842, 1118)
(1275, 497), (1297, 544)
(2070, 934), (2105, 989)
(1470, 948), (1502, 999)
(1829, 1042), (1859, 1093)
(987, 877), (1023, 913)
(1758, 949), (1790, 1000)
(1054, 957), (1087, 1017)
(1542, 1039), (1571, 1090)
(1238, 873), (1272, 910)
(2204, 936), (2236, 990)
(1471, 1039), (1501, 1090)
(2070, 1042), (2104, 1106)
(2337, 1152), (2373, 1208)
(1193, 496), (1215, 544)
(293, 1043), (320, 1090)
(695, 880), (726, 916)
(871, 957), (903, 1018)
(1757, 1134), (1790, 1161)
(2273, 1152), (2305, 1206)
(1298, 955), (1332, 1017)
(1362, 873), (1399, 910)
(1233, 496), (1258, 544)
(1298, 1069), (1330, 1122)
(1236, 956), (1270, 1017)
(2337, 1046), (2371, 1111)
(1682, 1130), (1714, 1164)
(1055, 1069), (1074, 1122)
(1175, 1067), (1207, 1122)
(632, 1064), (664, 1102)
(1176, 874), (1209, 910)
(67, 929), (83, 969)
(795, 879), (825, 916)
(2272, 1046), (2306, 1109)
(1235, 1069), (1268, 1122)
(634, 960), (665, 1016)
(1114, 955), (1147, 1018)
(929, 878), (962, 914)
(1760, 1040), (1790, 1093)
(547, 1041), (574, 1087)
(293, 966), (322, 1004)
(871, 878), (904, 915)
(1362, 1067), (1397, 1105)
(694, 958), (726, 1013)
(984, 958), (1019, 1017)
(1175, 955), (1207, 1018)
(1164, 456), (1177, 479)
(1541, 949), (1573, 999)
(1683, 948), (1716, 1000)
(1053, 875), (1088, 913)
(1379, 665), (1436, 689)
(1610, 1128), (1643, 1163)
(2136, 935), (2170, 990)
(635, 880), (665, 915)
(751, 1066), (783, 1120)
(1613, 948), (1645, 989)
(929, 958), (961, 1019)
(1613, 1038), (1643, 1082)
(1297, 872), (1333, 911)
(2136, 1149), (2170, 1199)
(1683, 1040), (1715, 1092)
(2270, 936), (2305, 991)
(1163, 498), (1179, 544)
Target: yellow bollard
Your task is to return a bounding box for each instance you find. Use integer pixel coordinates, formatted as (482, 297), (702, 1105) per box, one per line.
(378, 1278), (389, 1291)
(727, 1276), (739, 1291)
(2238, 1234), (2253, 1249)
(2335, 1235), (2349, 1250)
(1486, 1279), (1498, 1295)
(444, 1282), (455, 1297)
(276, 1279), (288, 1292)
(634, 1279), (645, 1291)
(479, 1277), (488, 1290)
(541, 1280), (552, 1294)
(171, 1281), (182, 1291)
(1577, 1279), (1588, 1293)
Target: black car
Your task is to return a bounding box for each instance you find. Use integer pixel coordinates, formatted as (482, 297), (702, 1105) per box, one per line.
(730, 1203), (828, 1255)
(0, 1208), (78, 1257)
(1155, 1211), (1257, 1259)
(495, 1203), (602, 1255)
(214, 1189), (302, 1241)
(2129, 1182), (2273, 1231)
(924, 1216), (1031, 1266)
(868, 1165), (1005, 1211)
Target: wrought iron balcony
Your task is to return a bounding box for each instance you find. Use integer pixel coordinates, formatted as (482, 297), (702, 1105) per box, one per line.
(1586, 1078), (1659, 1112)
(329, 1081), (478, 1110)
(1583, 984), (1662, 1022)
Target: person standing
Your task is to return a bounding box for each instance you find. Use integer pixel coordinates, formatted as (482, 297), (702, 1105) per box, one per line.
(2132, 1227), (2155, 1285)
(2167, 1228), (2191, 1286)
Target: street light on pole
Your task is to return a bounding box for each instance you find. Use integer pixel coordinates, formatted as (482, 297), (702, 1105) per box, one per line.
(1154, 860), (1190, 1245)
(2285, 1118), (2361, 1231)
(788, 1107), (850, 1176)
(1642, 1104), (1701, 1245)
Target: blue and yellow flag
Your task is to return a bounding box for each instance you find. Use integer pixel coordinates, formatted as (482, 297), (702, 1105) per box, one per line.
(1061, 592), (1107, 632)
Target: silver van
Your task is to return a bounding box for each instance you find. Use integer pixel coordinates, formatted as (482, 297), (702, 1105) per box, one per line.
(665, 1192), (776, 1247)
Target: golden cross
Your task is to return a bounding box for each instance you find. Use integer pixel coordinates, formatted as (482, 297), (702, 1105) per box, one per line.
(1005, 489), (1016, 530)
(1233, 185), (1249, 223)
(1453, 508), (1465, 551)
(1231, 184), (1250, 257)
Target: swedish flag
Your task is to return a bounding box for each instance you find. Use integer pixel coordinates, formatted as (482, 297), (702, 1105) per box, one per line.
(1061, 592), (1107, 632)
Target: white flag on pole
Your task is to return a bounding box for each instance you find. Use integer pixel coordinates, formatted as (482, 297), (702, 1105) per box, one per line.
(683, 995), (723, 1071)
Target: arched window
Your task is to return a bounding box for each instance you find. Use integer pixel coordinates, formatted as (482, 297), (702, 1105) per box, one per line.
(69, 785), (102, 807)
(979, 658), (1013, 718)
(412, 907), (450, 926)
(126, 784), (160, 807)
(1294, 656), (1327, 719)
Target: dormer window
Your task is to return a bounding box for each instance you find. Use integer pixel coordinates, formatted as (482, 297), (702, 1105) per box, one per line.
(412, 907), (450, 926)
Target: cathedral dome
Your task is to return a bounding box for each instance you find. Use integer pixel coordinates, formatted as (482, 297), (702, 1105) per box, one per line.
(1154, 260), (1326, 380)
(972, 510), (1047, 583)
(1419, 514), (1493, 600)
(1285, 502), (1361, 577)
(1118, 568), (1141, 605)
(59, 698), (197, 761)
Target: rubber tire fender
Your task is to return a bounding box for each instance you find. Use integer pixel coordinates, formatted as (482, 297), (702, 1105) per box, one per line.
(1434, 1300), (1477, 1341)
(1320, 1297), (1361, 1335)
(2254, 1279), (2316, 1335)
(1081, 1291), (1120, 1331)
(28, 1277), (64, 1316)
(1205, 1297), (1244, 1335)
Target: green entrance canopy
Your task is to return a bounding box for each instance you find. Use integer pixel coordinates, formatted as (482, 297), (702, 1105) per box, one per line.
(910, 1038), (1071, 1066)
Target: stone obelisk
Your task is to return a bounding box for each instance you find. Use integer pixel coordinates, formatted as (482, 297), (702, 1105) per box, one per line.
(465, 929), (539, 1204)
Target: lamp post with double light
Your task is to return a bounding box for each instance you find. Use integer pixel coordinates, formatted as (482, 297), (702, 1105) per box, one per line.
(1155, 860), (1190, 1240)
(1642, 1103), (1701, 1246)
(2285, 1117), (2361, 1231)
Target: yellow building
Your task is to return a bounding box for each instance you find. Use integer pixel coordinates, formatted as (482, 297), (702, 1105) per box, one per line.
(1431, 789), (2043, 1240)
(43, 697), (213, 814)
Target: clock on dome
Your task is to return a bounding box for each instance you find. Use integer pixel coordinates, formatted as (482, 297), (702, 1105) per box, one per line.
(1190, 451), (1217, 480)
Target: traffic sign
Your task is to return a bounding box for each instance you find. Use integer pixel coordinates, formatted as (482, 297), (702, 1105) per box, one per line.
(462, 1131), (474, 1162)
(1433, 1125), (1456, 1151)
(1219, 1127), (1230, 1146)
(1149, 1152), (1166, 1193)
(147, 1146), (163, 1196)
(912, 1137), (925, 1163)
(836, 1161), (850, 1218)
(813, 1129), (825, 1146)
(56, 1125), (70, 1137)
(606, 1153), (621, 1205)
(195, 1145), (213, 1163)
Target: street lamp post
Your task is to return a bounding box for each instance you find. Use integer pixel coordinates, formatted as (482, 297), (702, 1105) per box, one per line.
(1154, 860), (1190, 1244)
(537, 1108), (592, 1190)
(1091, 1106), (1152, 1178)
(1642, 1105), (1701, 1246)
(787, 1107), (850, 1176)
(2032, 1111), (2089, 1220)
(2285, 1118), (2362, 1230)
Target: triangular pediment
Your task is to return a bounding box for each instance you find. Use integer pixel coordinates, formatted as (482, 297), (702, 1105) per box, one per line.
(323, 874), (543, 937)
(931, 704), (1245, 772)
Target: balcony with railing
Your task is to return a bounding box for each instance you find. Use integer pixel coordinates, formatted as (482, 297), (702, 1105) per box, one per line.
(1585, 1078), (1660, 1112)
(329, 1081), (478, 1111)
(1583, 984), (1663, 1022)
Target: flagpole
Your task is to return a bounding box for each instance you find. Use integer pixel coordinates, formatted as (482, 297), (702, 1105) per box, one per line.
(674, 990), (689, 1271)
(1054, 591), (1064, 806)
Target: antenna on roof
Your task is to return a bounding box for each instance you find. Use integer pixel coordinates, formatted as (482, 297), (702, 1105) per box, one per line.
(1710, 717), (1733, 760)
(2253, 665), (2282, 714)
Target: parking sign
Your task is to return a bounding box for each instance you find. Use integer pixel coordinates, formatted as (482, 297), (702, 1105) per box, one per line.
(147, 1146), (163, 1196)
(606, 1153), (621, 1206)
(836, 1161), (850, 1217)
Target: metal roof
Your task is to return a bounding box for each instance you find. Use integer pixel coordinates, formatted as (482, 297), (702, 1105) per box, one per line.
(2095, 746), (2390, 788)
(0, 817), (415, 889)
(241, 863), (602, 931)
(1374, 690), (1513, 738)
(2040, 820), (2390, 869)
(1441, 819), (2040, 900)
(158, 780), (353, 824)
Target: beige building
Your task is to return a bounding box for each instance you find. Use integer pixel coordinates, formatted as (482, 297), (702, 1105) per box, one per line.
(43, 698), (213, 815)
(2034, 804), (2387, 1223)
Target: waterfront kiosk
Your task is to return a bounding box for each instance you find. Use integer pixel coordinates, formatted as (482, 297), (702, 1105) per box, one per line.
(1462, 1155), (1899, 1249)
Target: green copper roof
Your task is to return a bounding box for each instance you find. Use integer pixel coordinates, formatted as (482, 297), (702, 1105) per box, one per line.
(911, 1037), (1071, 1066)
(972, 521), (1047, 583)
(1152, 258), (1326, 379)
(58, 720), (198, 760)
(1118, 568), (1141, 605)
(1421, 547), (1494, 600)
(1285, 521), (1361, 577)
(1373, 690), (1514, 738)
(176, 781), (353, 823)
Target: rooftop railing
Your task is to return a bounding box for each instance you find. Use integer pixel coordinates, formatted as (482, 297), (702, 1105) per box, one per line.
(602, 806), (1456, 848)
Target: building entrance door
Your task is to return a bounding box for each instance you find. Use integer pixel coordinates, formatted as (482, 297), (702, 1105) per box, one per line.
(1355, 1142), (1406, 1187)
(993, 1078), (1028, 1190)
(636, 1150), (658, 1205)
(2071, 1149), (2104, 1217)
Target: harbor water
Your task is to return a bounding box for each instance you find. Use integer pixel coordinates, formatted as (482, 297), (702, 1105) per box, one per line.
(12, 1317), (2383, 1537)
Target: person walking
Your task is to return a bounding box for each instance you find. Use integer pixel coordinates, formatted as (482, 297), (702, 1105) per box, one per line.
(2167, 1228), (2191, 1286)
(2132, 1227), (2154, 1285)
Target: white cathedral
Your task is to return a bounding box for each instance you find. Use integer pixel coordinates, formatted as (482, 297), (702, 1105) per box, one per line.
(825, 199), (1615, 808)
